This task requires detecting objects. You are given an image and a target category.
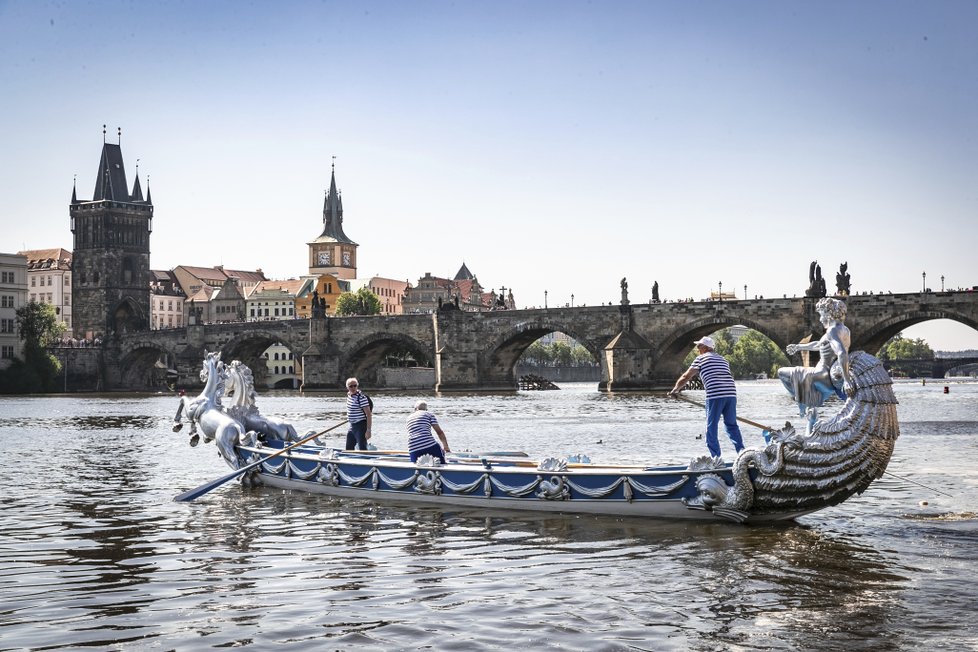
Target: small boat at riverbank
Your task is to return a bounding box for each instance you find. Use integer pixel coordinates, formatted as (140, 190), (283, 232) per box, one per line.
(174, 350), (899, 523)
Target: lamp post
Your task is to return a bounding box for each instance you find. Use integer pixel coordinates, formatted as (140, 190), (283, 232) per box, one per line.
(544, 290), (548, 309)
(571, 293), (574, 307)
(718, 281), (723, 301)
(744, 284), (747, 300)
(922, 271), (926, 293)
(941, 275), (945, 292)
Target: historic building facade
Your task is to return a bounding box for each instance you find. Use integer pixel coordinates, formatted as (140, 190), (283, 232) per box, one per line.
(307, 163), (358, 280)
(0, 253), (28, 368)
(19, 248), (73, 330)
(149, 270), (185, 330)
(70, 136), (152, 338)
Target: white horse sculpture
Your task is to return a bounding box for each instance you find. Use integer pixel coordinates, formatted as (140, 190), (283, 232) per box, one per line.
(223, 360), (300, 444)
(172, 352), (246, 469)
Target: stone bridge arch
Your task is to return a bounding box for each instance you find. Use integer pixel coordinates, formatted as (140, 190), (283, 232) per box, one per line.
(341, 332), (436, 389)
(653, 315), (788, 380)
(482, 318), (609, 388)
(219, 329), (307, 389)
(118, 340), (177, 390)
(855, 309), (978, 354)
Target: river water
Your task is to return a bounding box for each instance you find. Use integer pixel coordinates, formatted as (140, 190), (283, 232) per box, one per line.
(1, 380), (977, 651)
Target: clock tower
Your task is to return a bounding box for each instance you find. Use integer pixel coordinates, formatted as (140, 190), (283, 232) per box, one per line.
(308, 162), (357, 280)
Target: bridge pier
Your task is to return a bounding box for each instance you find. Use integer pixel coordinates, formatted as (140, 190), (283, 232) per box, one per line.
(300, 319), (342, 390)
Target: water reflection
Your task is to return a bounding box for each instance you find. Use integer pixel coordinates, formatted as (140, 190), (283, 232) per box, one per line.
(0, 387), (976, 650)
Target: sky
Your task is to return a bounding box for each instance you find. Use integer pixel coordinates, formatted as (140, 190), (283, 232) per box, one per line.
(2, 0), (977, 350)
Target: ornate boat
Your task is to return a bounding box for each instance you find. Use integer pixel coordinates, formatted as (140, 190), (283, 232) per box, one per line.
(173, 349), (899, 523)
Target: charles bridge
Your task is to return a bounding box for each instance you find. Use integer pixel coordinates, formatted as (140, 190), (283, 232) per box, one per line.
(77, 289), (977, 393)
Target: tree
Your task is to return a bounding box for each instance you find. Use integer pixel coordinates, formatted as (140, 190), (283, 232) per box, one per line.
(335, 287), (382, 316)
(0, 301), (65, 393)
(727, 330), (790, 378)
(17, 301), (66, 349)
(551, 341), (574, 367)
(682, 328), (789, 378)
(878, 334), (934, 361)
(522, 341), (551, 365)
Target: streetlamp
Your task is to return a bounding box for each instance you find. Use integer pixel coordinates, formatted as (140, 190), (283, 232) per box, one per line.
(744, 284), (747, 300)
(941, 275), (945, 292)
(718, 281), (723, 301)
(544, 290), (548, 309)
(571, 293), (574, 307)
(922, 271), (926, 293)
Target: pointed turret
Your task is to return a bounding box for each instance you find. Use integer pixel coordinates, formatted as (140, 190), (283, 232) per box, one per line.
(92, 143), (131, 201)
(454, 262), (474, 281)
(317, 164), (355, 244)
(307, 160), (358, 280)
(131, 173), (144, 202)
(71, 177), (77, 204)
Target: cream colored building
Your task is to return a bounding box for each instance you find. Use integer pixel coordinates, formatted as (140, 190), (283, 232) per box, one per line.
(19, 248), (72, 330)
(263, 342), (300, 389)
(150, 270), (186, 330)
(246, 278), (313, 321)
(0, 253), (28, 368)
(349, 276), (409, 315)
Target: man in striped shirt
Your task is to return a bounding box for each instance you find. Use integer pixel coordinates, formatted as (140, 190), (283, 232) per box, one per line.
(345, 377), (372, 450)
(406, 400), (450, 463)
(669, 336), (745, 459)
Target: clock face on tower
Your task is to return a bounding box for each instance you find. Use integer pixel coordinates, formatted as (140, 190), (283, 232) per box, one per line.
(318, 251), (331, 266)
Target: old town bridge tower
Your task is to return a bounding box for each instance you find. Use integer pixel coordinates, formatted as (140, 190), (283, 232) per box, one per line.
(70, 130), (153, 338)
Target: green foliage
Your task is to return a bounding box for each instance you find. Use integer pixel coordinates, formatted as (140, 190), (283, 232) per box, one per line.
(878, 334), (934, 361)
(0, 302), (64, 393)
(520, 339), (597, 367)
(335, 287), (382, 316)
(682, 328), (790, 378)
(17, 301), (66, 351)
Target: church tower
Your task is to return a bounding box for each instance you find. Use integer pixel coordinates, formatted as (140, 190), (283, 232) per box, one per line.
(70, 128), (153, 338)
(308, 161), (358, 280)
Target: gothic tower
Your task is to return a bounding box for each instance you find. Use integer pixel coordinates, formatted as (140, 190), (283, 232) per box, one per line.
(70, 130), (153, 338)
(308, 161), (358, 280)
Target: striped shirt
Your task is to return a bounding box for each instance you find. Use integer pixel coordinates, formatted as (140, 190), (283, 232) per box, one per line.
(346, 391), (370, 423)
(690, 352), (737, 399)
(407, 410), (439, 454)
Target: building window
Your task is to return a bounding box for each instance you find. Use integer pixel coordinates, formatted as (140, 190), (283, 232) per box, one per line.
(1, 345), (14, 359)
(31, 277), (36, 287)
(0, 319), (15, 333)
(47, 276), (52, 286)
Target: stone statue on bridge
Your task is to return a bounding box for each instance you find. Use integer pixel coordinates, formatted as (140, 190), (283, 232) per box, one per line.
(806, 261), (827, 298)
(778, 297), (853, 433)
(620, 277), (629, 305)
(836, 262), (851, 296)
(651, 281), (660, 304)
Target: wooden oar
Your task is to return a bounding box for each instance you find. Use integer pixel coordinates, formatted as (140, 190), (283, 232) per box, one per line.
(673, 394), (774, 431)
(173, 419), (348, 502)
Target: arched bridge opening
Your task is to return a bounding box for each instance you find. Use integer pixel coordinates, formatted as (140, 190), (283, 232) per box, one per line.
(487, 322), (606, 390)
(653, 316), (788, 382)
(222, 331), (305, 390)
(343, 333), (435, 389)
(119, 342), (177, 391)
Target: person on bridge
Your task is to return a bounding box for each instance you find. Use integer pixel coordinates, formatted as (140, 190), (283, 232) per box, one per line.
(777, 297), (853, 433)
(344, 377), (372, 450)
(668, 336), (745, 459)
(406, 400), (450, 463)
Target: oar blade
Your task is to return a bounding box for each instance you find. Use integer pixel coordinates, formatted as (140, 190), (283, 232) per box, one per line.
(173, 468), (243, 502)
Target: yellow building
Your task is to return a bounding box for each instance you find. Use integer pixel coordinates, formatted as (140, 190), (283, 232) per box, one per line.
(295, 274), (346, 318)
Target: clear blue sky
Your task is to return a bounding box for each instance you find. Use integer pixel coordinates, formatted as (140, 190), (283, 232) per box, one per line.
(2, 1), (976, 349)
